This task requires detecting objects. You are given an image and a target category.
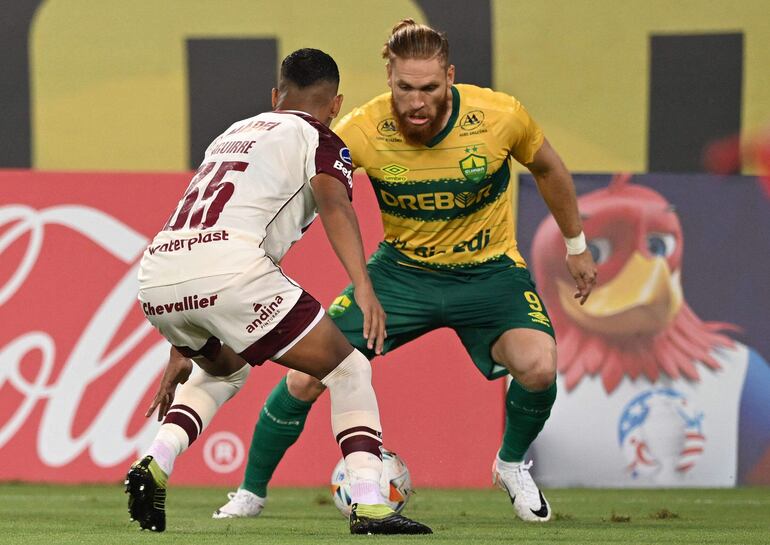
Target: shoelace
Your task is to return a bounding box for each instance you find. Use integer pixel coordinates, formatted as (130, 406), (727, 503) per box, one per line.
(226, 490), (262, 508)
(513, 460), (540, 503)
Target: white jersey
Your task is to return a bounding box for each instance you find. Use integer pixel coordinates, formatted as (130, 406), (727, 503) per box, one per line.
(139, 110), (353, 288)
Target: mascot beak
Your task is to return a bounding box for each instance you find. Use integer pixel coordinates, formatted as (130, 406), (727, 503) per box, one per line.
(557, 252), (683, 336)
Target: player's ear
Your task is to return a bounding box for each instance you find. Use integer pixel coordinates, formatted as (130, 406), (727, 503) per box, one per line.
(386, 62), (393, 88)
(271, 88), (279, 109)
(447, 64), (455, 86)
(331, 94), (344, 118)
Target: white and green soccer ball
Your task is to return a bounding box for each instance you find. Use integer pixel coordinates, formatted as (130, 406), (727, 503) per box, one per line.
(329, 449), (413, 517)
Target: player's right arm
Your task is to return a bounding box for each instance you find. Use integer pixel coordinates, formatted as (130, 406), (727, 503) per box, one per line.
(145, 346), (193, 421)
(310, 173), (386, 354)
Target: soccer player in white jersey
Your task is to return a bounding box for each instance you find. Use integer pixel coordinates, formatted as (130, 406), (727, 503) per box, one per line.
(125, 48), (431, 536)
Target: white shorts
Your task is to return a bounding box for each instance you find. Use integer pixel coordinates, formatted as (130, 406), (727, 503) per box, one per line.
(138, 256), (323, 365)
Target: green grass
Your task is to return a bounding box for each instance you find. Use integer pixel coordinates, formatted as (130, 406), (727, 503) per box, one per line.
(1, 484), (769, 544)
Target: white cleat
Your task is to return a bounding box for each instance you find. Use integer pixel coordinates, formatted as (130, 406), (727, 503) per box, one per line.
(212, 489), (266, 519)
(492, 457), (551, 522)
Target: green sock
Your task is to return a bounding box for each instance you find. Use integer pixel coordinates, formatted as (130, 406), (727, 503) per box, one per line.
(498, 380), (557, 463)
(241, 376), (313, 497)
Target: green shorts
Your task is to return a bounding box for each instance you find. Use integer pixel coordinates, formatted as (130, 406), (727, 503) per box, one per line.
(328, 244), (555, 380)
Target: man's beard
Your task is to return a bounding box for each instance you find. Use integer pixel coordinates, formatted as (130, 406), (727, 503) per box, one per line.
(391, 94), (450, 146)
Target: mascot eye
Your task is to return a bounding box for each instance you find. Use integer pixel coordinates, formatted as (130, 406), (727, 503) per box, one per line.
(647, 233), (677, 257)
(587, 238), (612, 264)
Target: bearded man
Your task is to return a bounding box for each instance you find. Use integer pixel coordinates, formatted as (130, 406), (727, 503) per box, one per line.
(212, 19), (597, 523)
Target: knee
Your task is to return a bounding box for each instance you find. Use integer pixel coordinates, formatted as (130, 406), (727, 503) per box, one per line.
(223, 364), (249, 391)
(497, 337), (556, 391)
(319, 349), (372, 388)
(520, 343), (556, 390)
(523, 365), (556, 391)
(286, 369), (326, 402)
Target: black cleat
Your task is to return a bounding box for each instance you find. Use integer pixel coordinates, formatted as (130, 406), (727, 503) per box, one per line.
(125, 455), (167, 532)
(349, 503), (433, 535)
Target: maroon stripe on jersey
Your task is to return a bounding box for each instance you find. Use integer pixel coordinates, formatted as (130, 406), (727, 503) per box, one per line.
(238, 291), (322, 366)
(164, 405), (203, 445)
(174, 336), (222, 361)
(273, 110), (352, 199)
(335, 426), (382, 444)
(339, 434), (383, 459)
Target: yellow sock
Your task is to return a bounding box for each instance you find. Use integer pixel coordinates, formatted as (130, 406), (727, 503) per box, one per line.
(354, 504), (394, 519)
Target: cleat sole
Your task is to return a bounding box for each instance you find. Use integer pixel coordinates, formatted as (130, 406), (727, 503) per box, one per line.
(125, 456), (166, 532)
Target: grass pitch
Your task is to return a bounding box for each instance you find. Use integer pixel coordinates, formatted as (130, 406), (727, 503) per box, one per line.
(1, 484), (768, 544)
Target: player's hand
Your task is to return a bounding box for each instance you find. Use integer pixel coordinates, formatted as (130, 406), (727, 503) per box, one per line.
(145, 347), (193, 421)
(354, 282), (387, 355)
(566, 250), (598, 305)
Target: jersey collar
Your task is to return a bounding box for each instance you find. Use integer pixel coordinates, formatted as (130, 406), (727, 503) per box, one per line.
(425, 85), (460, 148)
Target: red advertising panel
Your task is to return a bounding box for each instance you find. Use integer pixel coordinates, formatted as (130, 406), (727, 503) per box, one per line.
(0, 170), (504, 487)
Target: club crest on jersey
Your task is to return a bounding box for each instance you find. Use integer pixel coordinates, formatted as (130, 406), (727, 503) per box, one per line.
(618, 388), (706, 480)
(340, 147), (352, 165)
(381, 163), (409, 182)
(460, 110), (485, 131)
(328, 294), (352, 317)
(459, 148), (487, 182)
(377, 118), (399, 136)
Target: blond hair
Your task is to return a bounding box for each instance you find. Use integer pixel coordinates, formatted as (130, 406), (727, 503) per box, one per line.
(381, 18), (449, 67)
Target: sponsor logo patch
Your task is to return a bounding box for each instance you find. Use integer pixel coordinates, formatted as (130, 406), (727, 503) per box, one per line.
(328, 294), (352, 317)
(246, 295), (284, 332)
(340, 147), (352, 164)
(142, 294), (218, 316)
(381, 163), (409, 182)
(378, 184), (492, 211)
(460, 110), (485, 131)
(377, 118), (398, 136)
(148, 230), (229, 255)
(333, 159), (353, 188)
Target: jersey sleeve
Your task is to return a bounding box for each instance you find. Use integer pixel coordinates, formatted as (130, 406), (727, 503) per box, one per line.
(309, 124), (353, 200)
(504, 98), (545, 165)
(333, 110), (369, 168)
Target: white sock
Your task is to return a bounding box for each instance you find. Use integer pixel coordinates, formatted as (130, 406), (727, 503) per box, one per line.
(145, 427), (184, 476)
(345, 450), (384, 504)
(145, 364), (249, 476)
(321, 350), (385, 503)
(350, 479), (383, 505)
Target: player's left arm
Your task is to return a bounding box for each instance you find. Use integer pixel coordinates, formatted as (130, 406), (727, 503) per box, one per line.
(526, 138), (597, 304)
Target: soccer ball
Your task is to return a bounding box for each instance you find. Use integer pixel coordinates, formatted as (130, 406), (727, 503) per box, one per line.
(329, 449), (413, 517)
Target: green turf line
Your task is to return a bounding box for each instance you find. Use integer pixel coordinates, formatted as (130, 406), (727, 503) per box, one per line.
(1, 484), (768, 544)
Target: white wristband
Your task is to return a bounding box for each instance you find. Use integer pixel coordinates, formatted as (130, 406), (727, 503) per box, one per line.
(564, 231), (587, 255)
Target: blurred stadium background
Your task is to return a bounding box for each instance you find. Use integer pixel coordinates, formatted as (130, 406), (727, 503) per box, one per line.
(1, 0), (769, 532)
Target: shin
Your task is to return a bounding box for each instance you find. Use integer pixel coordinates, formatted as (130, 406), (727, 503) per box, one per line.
(146, 364), (249, 476)
(321, 349), (384, 505)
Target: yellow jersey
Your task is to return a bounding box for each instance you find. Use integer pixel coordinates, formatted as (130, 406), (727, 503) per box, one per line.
(335, 84), (543, 271)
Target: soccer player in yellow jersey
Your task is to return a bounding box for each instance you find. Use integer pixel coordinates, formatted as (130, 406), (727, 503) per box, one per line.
(213, 19), (597, 523)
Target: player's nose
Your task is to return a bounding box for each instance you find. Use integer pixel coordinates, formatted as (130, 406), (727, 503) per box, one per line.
(409, 94), (425, 111)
